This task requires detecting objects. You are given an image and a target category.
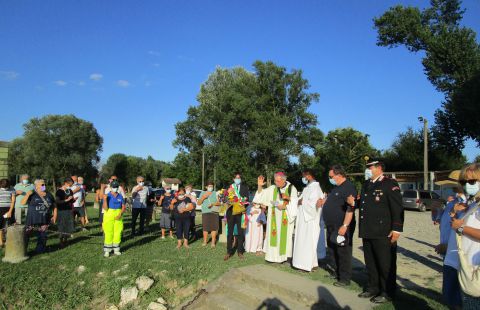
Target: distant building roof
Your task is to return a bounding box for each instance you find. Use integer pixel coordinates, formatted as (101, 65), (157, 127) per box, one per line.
(162, 178), (182, 184)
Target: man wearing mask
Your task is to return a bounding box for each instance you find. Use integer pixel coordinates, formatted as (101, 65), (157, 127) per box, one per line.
(14, 174), (34, 224)
(320, 165), (357, 287)
(224, 173), (250, 261)
(71, 176), (87, 231)
(131, 176), (149, 236)
(358, 159), (403, 304)
(158, 186), (174, 239)
(293, 169), (324, 272)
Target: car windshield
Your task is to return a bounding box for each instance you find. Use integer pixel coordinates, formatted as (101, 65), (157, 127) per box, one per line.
(403, 191), (417, 198)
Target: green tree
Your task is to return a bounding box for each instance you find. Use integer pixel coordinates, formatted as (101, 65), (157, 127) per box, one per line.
(8, 114), (103, 189)
(374, 0), (480, 150)
(383, 127), (466, 171)
(173, 61), (321, 188)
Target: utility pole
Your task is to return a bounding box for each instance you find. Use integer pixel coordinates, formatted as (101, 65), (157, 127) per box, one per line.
(419, 117), (428, 190)
(202, 150), (205, 189)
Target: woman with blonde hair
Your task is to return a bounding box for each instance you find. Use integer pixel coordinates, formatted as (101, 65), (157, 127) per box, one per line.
(451, 163), (480, 309)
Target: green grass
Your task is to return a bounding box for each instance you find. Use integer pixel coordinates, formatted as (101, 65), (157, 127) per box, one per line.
(0, 194), (447, 309)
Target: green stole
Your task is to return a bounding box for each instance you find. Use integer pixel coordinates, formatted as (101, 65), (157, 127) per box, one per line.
(270, 185), (290, 255)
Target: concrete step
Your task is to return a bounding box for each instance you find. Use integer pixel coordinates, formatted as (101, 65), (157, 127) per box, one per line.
(177, 264), (373, 310)
(234, 265), (372, 310)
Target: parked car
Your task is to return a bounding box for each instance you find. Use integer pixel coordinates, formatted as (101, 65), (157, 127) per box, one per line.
(402, 189), (446, 212)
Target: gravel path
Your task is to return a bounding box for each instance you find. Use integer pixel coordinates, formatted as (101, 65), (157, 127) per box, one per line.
(351, 209), (443, 292)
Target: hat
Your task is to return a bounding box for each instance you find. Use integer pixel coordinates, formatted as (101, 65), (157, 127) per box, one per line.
(366, 159), (384, 167)
(111, 180), (120, 188)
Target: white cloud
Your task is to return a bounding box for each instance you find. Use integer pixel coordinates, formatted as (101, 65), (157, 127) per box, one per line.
(89, 73), (103, 81)
(54, 80), (67, 86)
(0, 70), (20, 80)
(78, 81), (86, 86)
(148, 50), (161, 56)
(117, 80), (130, 87)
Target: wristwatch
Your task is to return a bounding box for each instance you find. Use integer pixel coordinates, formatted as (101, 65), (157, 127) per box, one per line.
(457, 226), (464, 235)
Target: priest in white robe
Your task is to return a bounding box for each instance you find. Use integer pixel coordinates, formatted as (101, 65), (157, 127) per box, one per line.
(292, 169), (325, 272)
(254, 172), (298, 263)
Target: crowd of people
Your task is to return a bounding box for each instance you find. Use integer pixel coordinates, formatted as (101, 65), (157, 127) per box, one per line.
(1, 160), (479, 307)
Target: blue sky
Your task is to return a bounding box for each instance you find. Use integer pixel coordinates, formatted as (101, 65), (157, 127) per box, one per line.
(0, 0), (479, 163)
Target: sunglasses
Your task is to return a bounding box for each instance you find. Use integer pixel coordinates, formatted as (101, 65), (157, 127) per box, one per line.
(459, 179), (478, 186)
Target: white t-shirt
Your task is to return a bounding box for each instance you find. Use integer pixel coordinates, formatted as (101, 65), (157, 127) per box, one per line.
(72, 183), (84, 208)
(461, 204), (480, 266)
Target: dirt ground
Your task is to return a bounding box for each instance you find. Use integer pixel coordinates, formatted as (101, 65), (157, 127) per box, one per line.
(351, 209), (443, 293)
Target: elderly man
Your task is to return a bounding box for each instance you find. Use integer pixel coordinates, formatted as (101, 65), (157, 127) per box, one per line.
(131, 176), (149, 236)
(14, 174), (34, 224)
(293, 169), (324, 272)
(254, 172), (298, 263)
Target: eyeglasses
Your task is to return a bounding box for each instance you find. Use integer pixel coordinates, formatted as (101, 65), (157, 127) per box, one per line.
(459, 179), (478, 186)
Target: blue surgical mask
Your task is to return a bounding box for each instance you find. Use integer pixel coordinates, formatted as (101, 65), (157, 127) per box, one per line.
(207, 186), (214, 192)
(329, 177), (337, 186)
(464, 182), (480, 197)
(22, 179), (29, 185)
(302, 177), (308, 185)
(365, 168), (373, 180)
(234, 178), (241, 185)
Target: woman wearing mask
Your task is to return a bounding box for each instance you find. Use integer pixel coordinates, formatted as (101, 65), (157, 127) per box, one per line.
(102, 180), (125, 257)
(198, 181), (220, 247)
(22, 179), (56, 254)
(185, 184), (197, 240)
(55, 177), (76, 248)
(170, 188), (194, 249)
(451, 163), (480, 309)
(0, 179), (15, 247)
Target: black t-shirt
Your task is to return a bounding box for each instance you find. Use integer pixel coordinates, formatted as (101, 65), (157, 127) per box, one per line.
(173, 197), (192, 219)
(55, 189), (74, 211)
(322, 179), (357, 227)
(161, 194), (174, 214)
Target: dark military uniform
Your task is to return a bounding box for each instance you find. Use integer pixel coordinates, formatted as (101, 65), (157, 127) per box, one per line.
(359, 175), (404, 299)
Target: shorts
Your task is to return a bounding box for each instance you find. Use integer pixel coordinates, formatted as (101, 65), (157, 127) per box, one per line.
(160, 213), (172, 229)
(73, 207), (85, 217)
(202, 213), (219, 232)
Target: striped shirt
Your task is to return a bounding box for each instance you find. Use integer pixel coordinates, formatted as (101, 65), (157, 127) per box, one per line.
(0, 188), (14, 208)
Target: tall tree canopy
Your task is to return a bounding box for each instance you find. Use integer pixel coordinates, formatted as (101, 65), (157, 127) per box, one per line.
(382, 127), (466, 171)
(374, 0), (480, 151)
(8, 114), (103, 188)
(101, 154), (167, 189)
(173, 61), (322, 188)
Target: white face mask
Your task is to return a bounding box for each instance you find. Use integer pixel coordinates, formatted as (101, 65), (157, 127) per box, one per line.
(186, 189), (192, 194)
(464, 181), (480, 197)
(112, 188), (119, 193)
(207, 186), (214, 192)
(22, 179), (29, 185)
(178, 194), (185, 200)
(138, 182), (144, 187)
(365, 168), (373, 180)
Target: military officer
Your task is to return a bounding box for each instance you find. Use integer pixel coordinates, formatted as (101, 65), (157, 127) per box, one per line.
(357, 159), (404, 304)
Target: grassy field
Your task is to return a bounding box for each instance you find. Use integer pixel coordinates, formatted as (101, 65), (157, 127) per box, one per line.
(0, 194), (447, 310)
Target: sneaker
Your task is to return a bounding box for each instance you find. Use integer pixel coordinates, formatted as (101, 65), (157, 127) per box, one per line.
(161, 236), (165, 240)
(81, 228), (88, 232)
(113, 250), (121, 256)
(104, 251), (110, 258)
